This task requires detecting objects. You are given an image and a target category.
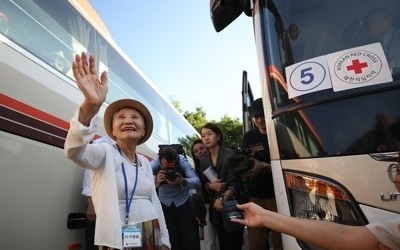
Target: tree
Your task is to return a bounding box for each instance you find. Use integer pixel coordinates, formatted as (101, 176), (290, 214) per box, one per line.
(173, 101), (243, 156)
(183, 107), (208, 132)
(215, 115), (243, 149)
(178, 107), (208, 156)
(171, 100), (183, 113)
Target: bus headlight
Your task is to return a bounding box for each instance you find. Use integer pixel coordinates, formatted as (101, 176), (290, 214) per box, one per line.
(284, 172), (367, 249)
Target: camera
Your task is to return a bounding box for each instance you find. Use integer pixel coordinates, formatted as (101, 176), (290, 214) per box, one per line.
(165, 169), (178, 182)
(159, 166), (179, 185)
(229, 146), (254, 173)
(229, 144), (266, 173)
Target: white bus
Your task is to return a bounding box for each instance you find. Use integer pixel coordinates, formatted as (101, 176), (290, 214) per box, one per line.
(0, 0), (198, 249)
(211, 0), (400, 249)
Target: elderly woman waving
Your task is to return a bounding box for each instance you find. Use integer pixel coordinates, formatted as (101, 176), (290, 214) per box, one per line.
(64, 52), (170, 250)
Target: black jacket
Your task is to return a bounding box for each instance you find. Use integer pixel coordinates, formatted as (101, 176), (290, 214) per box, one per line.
(242, 128), (275, 199)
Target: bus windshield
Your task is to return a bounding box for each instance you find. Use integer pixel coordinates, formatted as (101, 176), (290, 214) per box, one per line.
(262, 0), (400, 158)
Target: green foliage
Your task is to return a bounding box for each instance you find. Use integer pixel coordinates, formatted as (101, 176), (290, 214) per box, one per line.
(215, 115), (243, 149)
(178, 135), (199, 158)
(174, 101), (243, 154)
(183, 106), (208, 132)
(172, 100), (183, 113)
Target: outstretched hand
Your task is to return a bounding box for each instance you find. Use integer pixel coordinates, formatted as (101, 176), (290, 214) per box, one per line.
(230, 202), (267, 228)
(72, 52), (108, 109)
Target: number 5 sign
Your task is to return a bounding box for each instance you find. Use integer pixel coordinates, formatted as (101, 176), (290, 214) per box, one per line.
(285, 55), (332, 99)
(285, 43), (392, 99)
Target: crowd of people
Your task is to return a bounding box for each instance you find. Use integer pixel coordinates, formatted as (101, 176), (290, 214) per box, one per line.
(65, 52), (399, 250)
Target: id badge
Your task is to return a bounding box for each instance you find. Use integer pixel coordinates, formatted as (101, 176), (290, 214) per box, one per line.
(122, 223), (142, 248)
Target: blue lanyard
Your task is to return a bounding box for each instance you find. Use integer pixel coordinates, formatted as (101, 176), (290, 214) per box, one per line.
(117, 145), (139, 225)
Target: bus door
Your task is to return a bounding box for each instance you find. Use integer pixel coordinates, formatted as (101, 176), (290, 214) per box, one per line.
(242, 70), (254, 134)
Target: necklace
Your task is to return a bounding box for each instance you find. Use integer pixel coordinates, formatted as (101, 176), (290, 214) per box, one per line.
(122, 152), (137, 166)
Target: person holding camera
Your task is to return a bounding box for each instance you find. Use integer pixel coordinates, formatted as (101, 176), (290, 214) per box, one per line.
(242, 98), (282, 250)
(151, 147), (201, 250)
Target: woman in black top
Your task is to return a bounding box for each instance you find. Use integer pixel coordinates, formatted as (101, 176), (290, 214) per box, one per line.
(199, 123), (244, 250)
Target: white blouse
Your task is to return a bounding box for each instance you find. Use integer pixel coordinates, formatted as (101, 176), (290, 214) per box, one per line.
(64, 109), (170, 249)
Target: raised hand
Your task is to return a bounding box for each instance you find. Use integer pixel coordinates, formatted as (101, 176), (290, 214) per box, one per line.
(72, 52), (108, 106)
(72, 52), (108, 125)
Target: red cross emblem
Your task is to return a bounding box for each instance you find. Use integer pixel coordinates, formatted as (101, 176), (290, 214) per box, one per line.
(346, 59), (368, 74)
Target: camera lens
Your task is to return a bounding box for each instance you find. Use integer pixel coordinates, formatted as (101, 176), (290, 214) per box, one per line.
(166, 170), (177, 182)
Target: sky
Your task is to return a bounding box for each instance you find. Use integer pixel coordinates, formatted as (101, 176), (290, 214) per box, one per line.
(88, 1), (261, 121)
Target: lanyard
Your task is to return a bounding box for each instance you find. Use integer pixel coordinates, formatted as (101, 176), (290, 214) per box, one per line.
(117, 145), (139, 225)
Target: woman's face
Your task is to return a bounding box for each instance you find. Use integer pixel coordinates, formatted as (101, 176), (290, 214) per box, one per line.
(201, 128), (219, 149)
(192, 142), (206, 160)
(111, 107), (145, 143)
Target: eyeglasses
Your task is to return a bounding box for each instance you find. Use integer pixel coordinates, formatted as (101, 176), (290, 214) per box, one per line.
(387, 163), (400, 183)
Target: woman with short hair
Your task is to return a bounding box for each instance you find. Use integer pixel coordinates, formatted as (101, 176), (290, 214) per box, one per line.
(64, 52), (170, 250)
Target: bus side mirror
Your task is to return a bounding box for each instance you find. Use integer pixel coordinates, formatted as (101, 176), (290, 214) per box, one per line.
(210, 0), (244, 32)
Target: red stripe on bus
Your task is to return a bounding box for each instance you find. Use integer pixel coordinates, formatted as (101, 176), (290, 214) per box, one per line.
(0, 93), (69, 130)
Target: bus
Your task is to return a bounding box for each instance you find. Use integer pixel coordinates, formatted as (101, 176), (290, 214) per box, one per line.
(0, 0), (198, 249)
(211, 0), (400, 249)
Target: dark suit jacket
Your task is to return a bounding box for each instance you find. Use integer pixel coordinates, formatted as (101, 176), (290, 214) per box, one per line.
(199, 146), (235, 226)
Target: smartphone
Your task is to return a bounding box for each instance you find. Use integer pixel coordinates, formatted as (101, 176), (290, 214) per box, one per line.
(223, 200), (244, 221)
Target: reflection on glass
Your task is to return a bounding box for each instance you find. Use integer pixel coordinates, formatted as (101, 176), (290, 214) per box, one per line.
(261, 0), (400, 158)
(0, 0), (198, 145)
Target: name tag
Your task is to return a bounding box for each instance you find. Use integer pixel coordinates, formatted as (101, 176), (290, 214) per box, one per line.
(122, 223), (142, 248)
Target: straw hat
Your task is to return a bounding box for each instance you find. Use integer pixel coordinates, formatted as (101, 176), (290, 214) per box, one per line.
(103, 99), (153, 145)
